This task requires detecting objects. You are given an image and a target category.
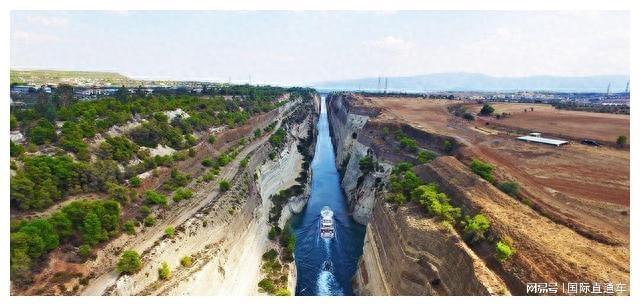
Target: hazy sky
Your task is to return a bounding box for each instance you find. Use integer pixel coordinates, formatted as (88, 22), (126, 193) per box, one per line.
(11, 11), (629, 85)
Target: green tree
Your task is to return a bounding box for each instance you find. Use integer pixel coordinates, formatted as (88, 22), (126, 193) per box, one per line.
(49, 211), (73, 239)
(116, 250), (142, 274)
(479, 103), (495, 116)
(10, 249), (31, 282)
(82, 212), (105, 246)
(10, 141), (25, 157)
(28, 119), (56, 145)
(20, 219), (59, 252)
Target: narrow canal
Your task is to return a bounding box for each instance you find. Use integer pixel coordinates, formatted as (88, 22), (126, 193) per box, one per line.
(291, 95), (366, 296)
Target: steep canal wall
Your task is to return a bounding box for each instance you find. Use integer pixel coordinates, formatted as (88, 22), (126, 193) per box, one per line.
(326, 94), (507, 296)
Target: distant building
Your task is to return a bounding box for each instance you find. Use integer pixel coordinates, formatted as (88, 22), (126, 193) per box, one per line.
(517, 132), (568, 147)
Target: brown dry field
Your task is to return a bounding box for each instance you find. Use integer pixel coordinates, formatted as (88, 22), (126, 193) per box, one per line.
(468, 103), (630, 144)
(361, 95), (630, 245)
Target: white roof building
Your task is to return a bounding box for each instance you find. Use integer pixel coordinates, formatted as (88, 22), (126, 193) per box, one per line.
(517, 133), (568, 147)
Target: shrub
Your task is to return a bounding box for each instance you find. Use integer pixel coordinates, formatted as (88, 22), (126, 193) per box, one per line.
(208, 134), (216, 144)
(417, 150), (436, 164)
(617, 135), (627, 147)
(275, 288), (291, 296)
(129, 177), (141, 188)
(470, 159), (495, 183)
(443, 140), (453, 154)
(144, 190), (167, 206)
(165, 226), (175, 238)
(158, 261), (171, 280)
(497, 181), (520, 198)
(386, 193), (406, 205)
(463, 214), (491, 242)
(217, 153), (232, 167)
(172, 188), (193, 202)
(139, 205), (152, 217)
(201, 158), (214, 167)
(399, 137), (418, 152)
(219, 180), (230, 192)
(240, 157), (249, 168)
(413, 183), (461, 224)
(479, 103), (495, 116)
(78, 244), (92, 260)
(269, 128), (286, 147)
(258, 278), (276, 294)
(463, 112), (475, 121)
(262, 249), (278, 261)
(268, 227), (281, 240)
(144, 214), (156, 227)
(358, 156), (376, 174)
(116, 250), (142, 274)
(124, 220), (136, 235)
(496, 240), (514, 262)
(180, 256), (193, 267)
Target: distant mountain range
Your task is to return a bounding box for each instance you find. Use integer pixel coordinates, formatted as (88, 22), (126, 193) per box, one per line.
(312, 73), (630, 93)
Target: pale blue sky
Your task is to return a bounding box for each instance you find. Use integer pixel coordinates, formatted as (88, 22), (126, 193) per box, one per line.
(11, 11), (629, 85)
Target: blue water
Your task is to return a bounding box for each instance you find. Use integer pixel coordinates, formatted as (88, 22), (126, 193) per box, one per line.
(292, 96), (366, 296)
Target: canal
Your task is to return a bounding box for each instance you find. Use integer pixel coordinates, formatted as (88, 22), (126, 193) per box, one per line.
(291, 95), (366, 296)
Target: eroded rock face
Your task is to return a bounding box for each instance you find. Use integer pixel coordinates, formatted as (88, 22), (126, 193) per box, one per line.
(326, 93), (506, 296)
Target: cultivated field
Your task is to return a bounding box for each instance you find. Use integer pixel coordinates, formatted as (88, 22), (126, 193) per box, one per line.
(361, 95), (630, 245)
(468, 103), (630, 144)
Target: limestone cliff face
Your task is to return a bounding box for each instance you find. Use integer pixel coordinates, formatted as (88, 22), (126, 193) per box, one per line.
(326, 94), (506, 296)
(326, 94), (379, 225)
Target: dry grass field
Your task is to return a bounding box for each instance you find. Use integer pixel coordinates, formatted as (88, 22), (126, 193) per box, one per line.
(361, 95), (630, 245)
(468, 103), (629, 144)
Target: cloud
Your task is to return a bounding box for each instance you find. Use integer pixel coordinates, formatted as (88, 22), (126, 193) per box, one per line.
(12, 30), (61, 44)
(367, 36), (414, 53)
(26, 15), (70, 28)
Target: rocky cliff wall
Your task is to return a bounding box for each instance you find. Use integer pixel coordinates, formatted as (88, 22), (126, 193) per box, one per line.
(326, 94), (507, 296)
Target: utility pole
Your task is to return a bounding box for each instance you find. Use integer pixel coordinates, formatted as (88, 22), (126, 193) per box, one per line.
(384, 77), (388, 94)
(606, 83), (611, 96)
(625, 81), (630, 93)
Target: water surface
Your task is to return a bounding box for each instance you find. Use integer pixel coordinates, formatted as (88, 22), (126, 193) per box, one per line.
(292, 95), (366, 296)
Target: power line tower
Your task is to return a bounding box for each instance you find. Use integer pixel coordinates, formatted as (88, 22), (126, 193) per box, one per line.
(384, 77), (388, 94)
(625, 81), (630, 93)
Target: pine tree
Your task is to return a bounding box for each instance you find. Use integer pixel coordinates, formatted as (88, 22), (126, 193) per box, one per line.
(82, 212), (104, 246)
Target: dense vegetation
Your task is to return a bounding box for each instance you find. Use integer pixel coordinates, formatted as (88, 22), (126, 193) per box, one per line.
(10, 84), (297, 213)
(10, 200), (121, 282)
(10, 84), (313, 286)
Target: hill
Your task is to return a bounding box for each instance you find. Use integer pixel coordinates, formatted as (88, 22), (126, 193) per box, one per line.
(313, 73), (629, 93)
